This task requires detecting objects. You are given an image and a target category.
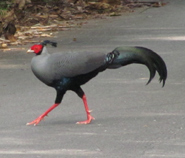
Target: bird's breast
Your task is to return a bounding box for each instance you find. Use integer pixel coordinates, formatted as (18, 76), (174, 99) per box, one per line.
(31, 55), (53, 85)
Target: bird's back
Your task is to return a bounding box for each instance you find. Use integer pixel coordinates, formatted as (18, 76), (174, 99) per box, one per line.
(48, 51), (106, 79)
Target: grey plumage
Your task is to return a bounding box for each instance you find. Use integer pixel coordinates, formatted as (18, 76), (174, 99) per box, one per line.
(31, 45), (167, 87)
(31, 47), (106, 85)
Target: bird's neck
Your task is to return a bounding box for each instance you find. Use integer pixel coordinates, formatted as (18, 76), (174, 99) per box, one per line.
(38, 46), (49, 56)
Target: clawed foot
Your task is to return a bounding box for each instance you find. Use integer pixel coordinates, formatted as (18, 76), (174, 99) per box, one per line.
(76, 114), (95, 124)
(26, 115), (46, 126)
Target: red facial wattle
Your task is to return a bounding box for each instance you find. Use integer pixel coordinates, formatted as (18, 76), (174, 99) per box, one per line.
(30, 45), (43, 54)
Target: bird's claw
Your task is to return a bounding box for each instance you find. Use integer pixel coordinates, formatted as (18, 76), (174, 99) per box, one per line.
(76, 115), (95, 124)
(26, 116), (44, 126)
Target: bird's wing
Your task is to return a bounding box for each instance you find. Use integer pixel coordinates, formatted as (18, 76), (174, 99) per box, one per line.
(48, 51), (106, 79)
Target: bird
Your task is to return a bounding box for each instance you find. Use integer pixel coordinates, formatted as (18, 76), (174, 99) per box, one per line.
(3, 22), (17, 41)
(26, 40), (167, 126)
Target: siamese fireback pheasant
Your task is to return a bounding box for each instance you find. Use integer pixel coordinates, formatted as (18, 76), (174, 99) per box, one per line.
(27, 40), (167, 126)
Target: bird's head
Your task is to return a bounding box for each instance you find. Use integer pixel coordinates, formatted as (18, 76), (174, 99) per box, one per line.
(27, 44), (43, 55)
(27, 40), (57, 55)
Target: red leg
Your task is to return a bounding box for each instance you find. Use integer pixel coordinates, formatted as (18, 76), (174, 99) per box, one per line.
(26, 103), (59, 126)
(76, 94), (95, 124)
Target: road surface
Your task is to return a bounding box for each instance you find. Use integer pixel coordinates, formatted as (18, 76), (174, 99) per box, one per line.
(0, 0), (185, 157)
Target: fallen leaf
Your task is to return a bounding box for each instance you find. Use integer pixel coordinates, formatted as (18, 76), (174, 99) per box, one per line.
(1, 43), (8, 48)
(109, 12), (121, 16)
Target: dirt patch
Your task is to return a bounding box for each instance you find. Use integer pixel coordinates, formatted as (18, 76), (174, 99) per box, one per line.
(0, 0), (167, 50)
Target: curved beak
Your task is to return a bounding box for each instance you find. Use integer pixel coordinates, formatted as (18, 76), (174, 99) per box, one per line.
(27, 49), (34, 53)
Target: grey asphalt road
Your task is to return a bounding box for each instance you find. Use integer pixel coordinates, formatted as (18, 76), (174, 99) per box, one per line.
(0, 0), (185, 157)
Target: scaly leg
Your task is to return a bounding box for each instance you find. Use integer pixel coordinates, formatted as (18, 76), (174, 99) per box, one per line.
(26, 103), (60, 126)
(76, 94), (95, 124)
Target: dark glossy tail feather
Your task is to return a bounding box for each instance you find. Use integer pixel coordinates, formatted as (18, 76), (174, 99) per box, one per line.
(135, 47), (167, 86)
(107, 46), (167, 87)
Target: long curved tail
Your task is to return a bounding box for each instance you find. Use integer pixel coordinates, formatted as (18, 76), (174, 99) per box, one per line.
(106, 46), (167, 87)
